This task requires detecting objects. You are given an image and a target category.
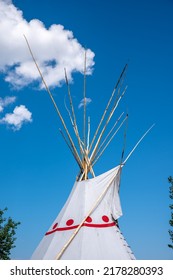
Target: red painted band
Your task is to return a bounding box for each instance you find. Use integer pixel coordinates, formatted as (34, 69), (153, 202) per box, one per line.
(45, 222), (116, 236)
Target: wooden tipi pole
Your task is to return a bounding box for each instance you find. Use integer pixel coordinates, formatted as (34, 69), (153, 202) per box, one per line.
(24, 35), (83, 169)
(88, 63), (128, 154)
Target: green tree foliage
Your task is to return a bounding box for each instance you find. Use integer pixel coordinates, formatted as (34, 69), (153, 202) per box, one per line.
(168, 176), (173, 249)
(0, 208), (20, 260)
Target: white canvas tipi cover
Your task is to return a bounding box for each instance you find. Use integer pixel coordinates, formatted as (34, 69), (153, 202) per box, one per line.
(31, 166), (135, 260)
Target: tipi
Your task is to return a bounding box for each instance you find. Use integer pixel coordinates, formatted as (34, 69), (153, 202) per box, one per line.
(26, 40), (152, 260)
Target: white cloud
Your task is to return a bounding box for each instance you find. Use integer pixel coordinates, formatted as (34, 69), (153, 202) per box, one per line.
(0, 96), (16, 112)
(0, 105), (32, 130)
(78, 97), (92, 109)
(0, 0), (95, 89)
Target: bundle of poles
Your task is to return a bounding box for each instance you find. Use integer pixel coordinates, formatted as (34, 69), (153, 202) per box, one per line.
(24, 36), (154, 181)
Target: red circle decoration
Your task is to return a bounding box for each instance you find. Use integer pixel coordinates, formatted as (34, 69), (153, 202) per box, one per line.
(53, 223), (58, 229)
(66, 219), (74, 226)
(102, 215), (109, 223)
(86, 216), (92, 223)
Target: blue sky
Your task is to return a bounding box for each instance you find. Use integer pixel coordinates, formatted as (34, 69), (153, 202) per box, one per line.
(0, 0), (173, 260)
